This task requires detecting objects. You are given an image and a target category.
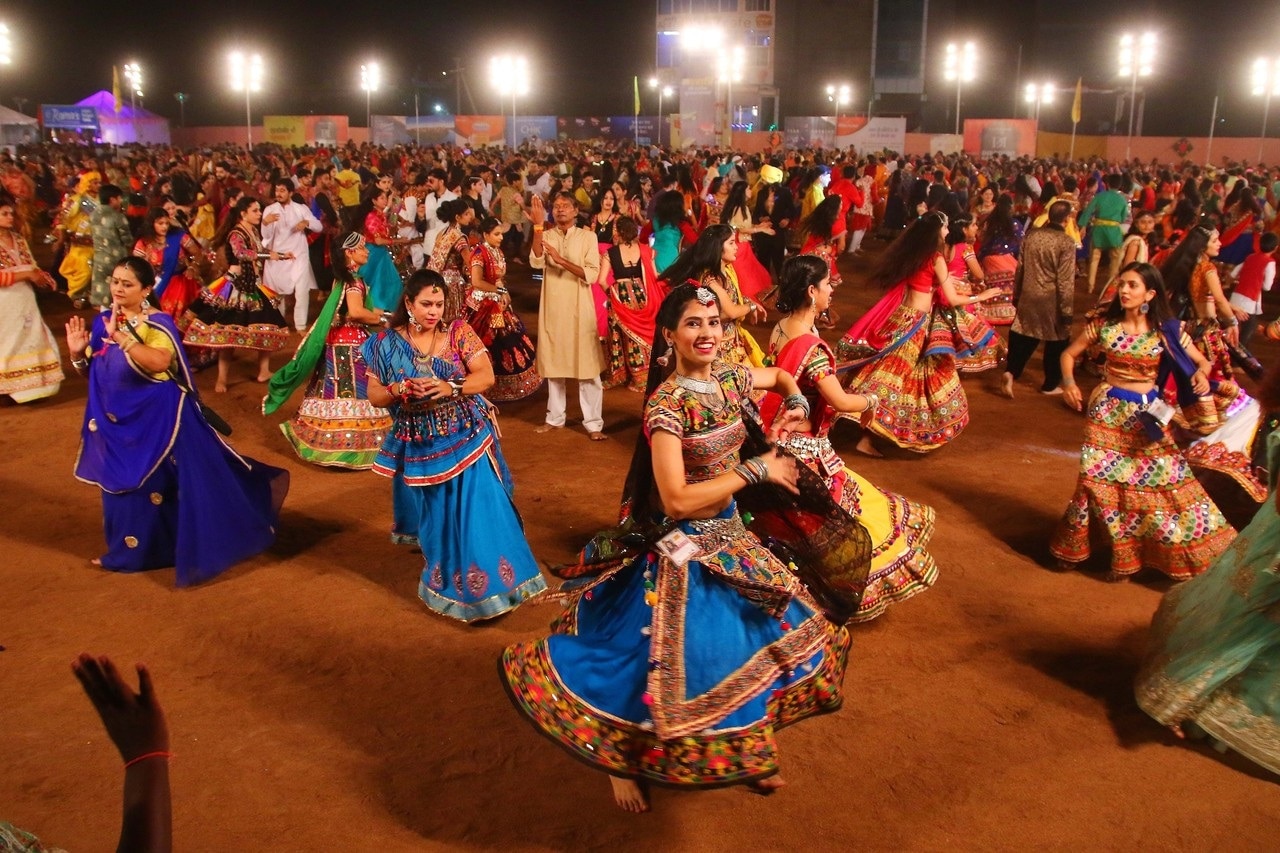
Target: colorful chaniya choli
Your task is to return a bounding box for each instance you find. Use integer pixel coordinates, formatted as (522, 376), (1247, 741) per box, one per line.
(464, 243), (542, 401)
(264, 277), (391, 468)
(764, 332), (938, 621)
(362, 321), (546, 621)
(1050, 320), (1235, 579)
(501, 360), (851, 787)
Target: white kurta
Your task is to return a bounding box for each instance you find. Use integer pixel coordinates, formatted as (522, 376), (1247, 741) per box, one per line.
(420, 190), (458, 258)
(530, 226), (603, 380)
(261, 200), (321, 296)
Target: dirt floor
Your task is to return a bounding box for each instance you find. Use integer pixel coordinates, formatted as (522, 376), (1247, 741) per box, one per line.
(4, 237), (1279, 852)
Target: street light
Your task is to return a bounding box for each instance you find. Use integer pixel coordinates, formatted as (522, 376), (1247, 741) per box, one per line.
(1118, 31), (1156, 161)
(361, 62), (380, 129)
(0, 23), (12, 66)
(1024, 81), (1054, 123)
(1252, 58), (1280, 164)
(490, 54), (529, 149)
(943, 42), (977, 135)
(123, 62), (142, 141)
(826, 83), (852, 125)
(174, 92), (188, 127)
(717, 45), (744, 146)
(228, 51), (264, 148)
(650, 77), (674, 146)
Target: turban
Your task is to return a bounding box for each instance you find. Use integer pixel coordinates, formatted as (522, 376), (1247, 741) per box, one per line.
(759, 164), (783, 185)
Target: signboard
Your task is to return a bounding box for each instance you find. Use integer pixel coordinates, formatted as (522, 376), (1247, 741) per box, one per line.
(263, 115), (348, 147)
(41, 105), (99, 131)
(834, 115), (906, 153)
(962, 119), (1038, 157)
(454, 115), (505, 147)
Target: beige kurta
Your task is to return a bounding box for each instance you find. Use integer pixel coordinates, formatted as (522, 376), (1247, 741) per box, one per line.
(530, 225), (604, 379)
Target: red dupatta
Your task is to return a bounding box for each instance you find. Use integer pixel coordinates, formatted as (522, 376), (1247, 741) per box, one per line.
(601, 242), (666, 346)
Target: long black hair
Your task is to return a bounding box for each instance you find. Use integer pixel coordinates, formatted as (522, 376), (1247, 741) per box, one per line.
(1159, 225), (1213, 317)
(659, 223), (734, 287)
(620, 283), (722, 524)
(801, 195), (842, 241)
(866, 211), (945, 289)
(1103, 262), (1174, 325)
(722, 180), (751, 225)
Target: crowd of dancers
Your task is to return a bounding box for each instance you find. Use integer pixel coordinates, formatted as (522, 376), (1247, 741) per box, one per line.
(3, 138), (1280, 839)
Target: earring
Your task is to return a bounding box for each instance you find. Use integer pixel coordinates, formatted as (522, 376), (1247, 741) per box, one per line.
(656, 342), (673, 366)
(410, 314), (424, 332)
(1139, 302), (1150, 315)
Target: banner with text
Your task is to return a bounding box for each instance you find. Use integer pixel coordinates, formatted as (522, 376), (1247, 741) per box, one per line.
(962, 119), (1038, 157)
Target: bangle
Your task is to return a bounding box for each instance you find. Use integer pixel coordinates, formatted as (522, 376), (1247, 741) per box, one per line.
(782, 393), (811, 418)
(123, 750), (172, 769)
(448, 377), (465, 397)
(733, 455), (769, 486)
(71, 357), (88, 370)
(533, 224), (544, 232)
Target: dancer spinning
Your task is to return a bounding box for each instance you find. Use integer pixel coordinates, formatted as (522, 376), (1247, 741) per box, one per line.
(1134, 367), (1280, 774)
(660, 224), (766, 368)
(836, 212), (1001, 456)
(1050, 262), (1235, 581)
(597, 215), (663, 392)
(263, 233), (392, 468)
(183, 196), (291, 393)
(67, 257), (288, 586)
(765, 256), (939, 621)
(502, 282), (854, 812)
(363, 269), (546, 622)
(464, 216), (541, 401)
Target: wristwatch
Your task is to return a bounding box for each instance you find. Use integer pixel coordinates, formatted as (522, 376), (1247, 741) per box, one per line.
(448, 377), (465, 396)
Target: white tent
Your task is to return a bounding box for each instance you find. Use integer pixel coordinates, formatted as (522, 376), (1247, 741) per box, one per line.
(75, 91), (171, 145)
(0, 104), (38, 145)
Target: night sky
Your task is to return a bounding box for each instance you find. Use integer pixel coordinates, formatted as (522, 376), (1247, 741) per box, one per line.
(2, 0), (1277, 136)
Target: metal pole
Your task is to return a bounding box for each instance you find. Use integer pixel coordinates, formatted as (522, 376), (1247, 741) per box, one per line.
(658, 89), (664, 146)
(366, 90), (371, 131)
(512, 91), (517, 150)
(1125, 71), (1136, 161)
(245, 88), (252, 148)
(954, 79), (962, 135)
(1206, 94), (1218, 166)
(1259, 93), (1271, 165)
(414, 91), (420, 145)
(1013, 43), (1022, 117)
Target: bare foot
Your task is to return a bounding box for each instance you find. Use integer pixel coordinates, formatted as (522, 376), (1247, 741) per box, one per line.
(1169, 723), (1186, 740)
(1104, 571), (1131, 584)
(746, 775), (786, 795)
(534, 423), (562, 434)
(609, 776), (650, 813)
(588, 430), (609, 442)
(854, 436), (883, 458)
(1052, 559), (1076, 572)
(90, 557), (102, 567)
(256, 373), (273, 383)
(1000, 371), (1014, 399)
(214, 383), (228, 393)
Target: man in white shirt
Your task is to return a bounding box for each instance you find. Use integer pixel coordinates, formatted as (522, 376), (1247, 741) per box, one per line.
(262, 180), (322, 330)
(420, 167), (457, 259)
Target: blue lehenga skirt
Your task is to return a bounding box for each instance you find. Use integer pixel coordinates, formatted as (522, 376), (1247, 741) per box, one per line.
(391, 447), (547, 622)
(500, 503), (850, 787)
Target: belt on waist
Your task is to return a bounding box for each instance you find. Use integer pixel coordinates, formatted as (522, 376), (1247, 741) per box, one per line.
(1092, 219), (1123, 227)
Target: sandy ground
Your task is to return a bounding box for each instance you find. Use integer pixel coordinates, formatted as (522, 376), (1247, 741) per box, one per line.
(3, 240), (1278, 852)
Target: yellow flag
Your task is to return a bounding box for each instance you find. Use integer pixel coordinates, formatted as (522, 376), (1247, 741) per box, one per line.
(112, 66), (122, 114)
(1071, 77), (1082, 124)
(633, 76), (640, 117)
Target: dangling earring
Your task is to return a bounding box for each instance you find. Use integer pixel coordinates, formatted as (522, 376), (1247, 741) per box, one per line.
(1139, 302), (1150, 315)
(410, 311), (424, 333)
(656, 341), (673, 366)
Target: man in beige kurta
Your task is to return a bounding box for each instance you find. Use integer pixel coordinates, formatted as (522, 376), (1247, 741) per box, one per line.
(530, 191), (605, 438)
(1003, 200), (1077, 397)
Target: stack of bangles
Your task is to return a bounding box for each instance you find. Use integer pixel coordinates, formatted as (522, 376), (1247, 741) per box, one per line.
(783, 393), (811, 418)
(733, 456), (770, 486)
(862, 392), (880, 412)
(71, 354), (89, 370)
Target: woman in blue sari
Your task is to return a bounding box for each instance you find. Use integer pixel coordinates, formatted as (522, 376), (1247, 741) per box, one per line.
(361, 269), (546, 622)
(1134, 368), (1280, 776)
(65, 256), (289, 587)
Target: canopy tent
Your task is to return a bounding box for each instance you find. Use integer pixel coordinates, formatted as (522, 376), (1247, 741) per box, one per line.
(0, 104), (38, 145)
(74, 91), (171, 145)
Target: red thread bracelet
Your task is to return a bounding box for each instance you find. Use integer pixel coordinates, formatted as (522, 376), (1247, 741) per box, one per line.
(124, 750), (172, 769)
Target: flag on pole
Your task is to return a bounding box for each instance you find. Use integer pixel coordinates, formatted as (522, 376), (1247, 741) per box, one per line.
(112, 66), (122, 114)
(1071, 77), (1082, 125)
(633, 76), (640, 117)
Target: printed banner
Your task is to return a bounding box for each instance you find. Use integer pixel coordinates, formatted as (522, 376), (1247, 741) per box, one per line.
(41, 105), (99, 131)
(962, 118), (1038, 157)
(263, 115), (347, 146)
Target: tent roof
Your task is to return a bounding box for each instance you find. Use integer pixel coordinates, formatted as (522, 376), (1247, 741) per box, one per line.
(75, 90), (165, 120)
(0, 104), (37, 125)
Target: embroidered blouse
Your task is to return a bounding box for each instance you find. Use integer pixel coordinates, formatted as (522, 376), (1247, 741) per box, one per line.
(644, 360), (752, 483)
